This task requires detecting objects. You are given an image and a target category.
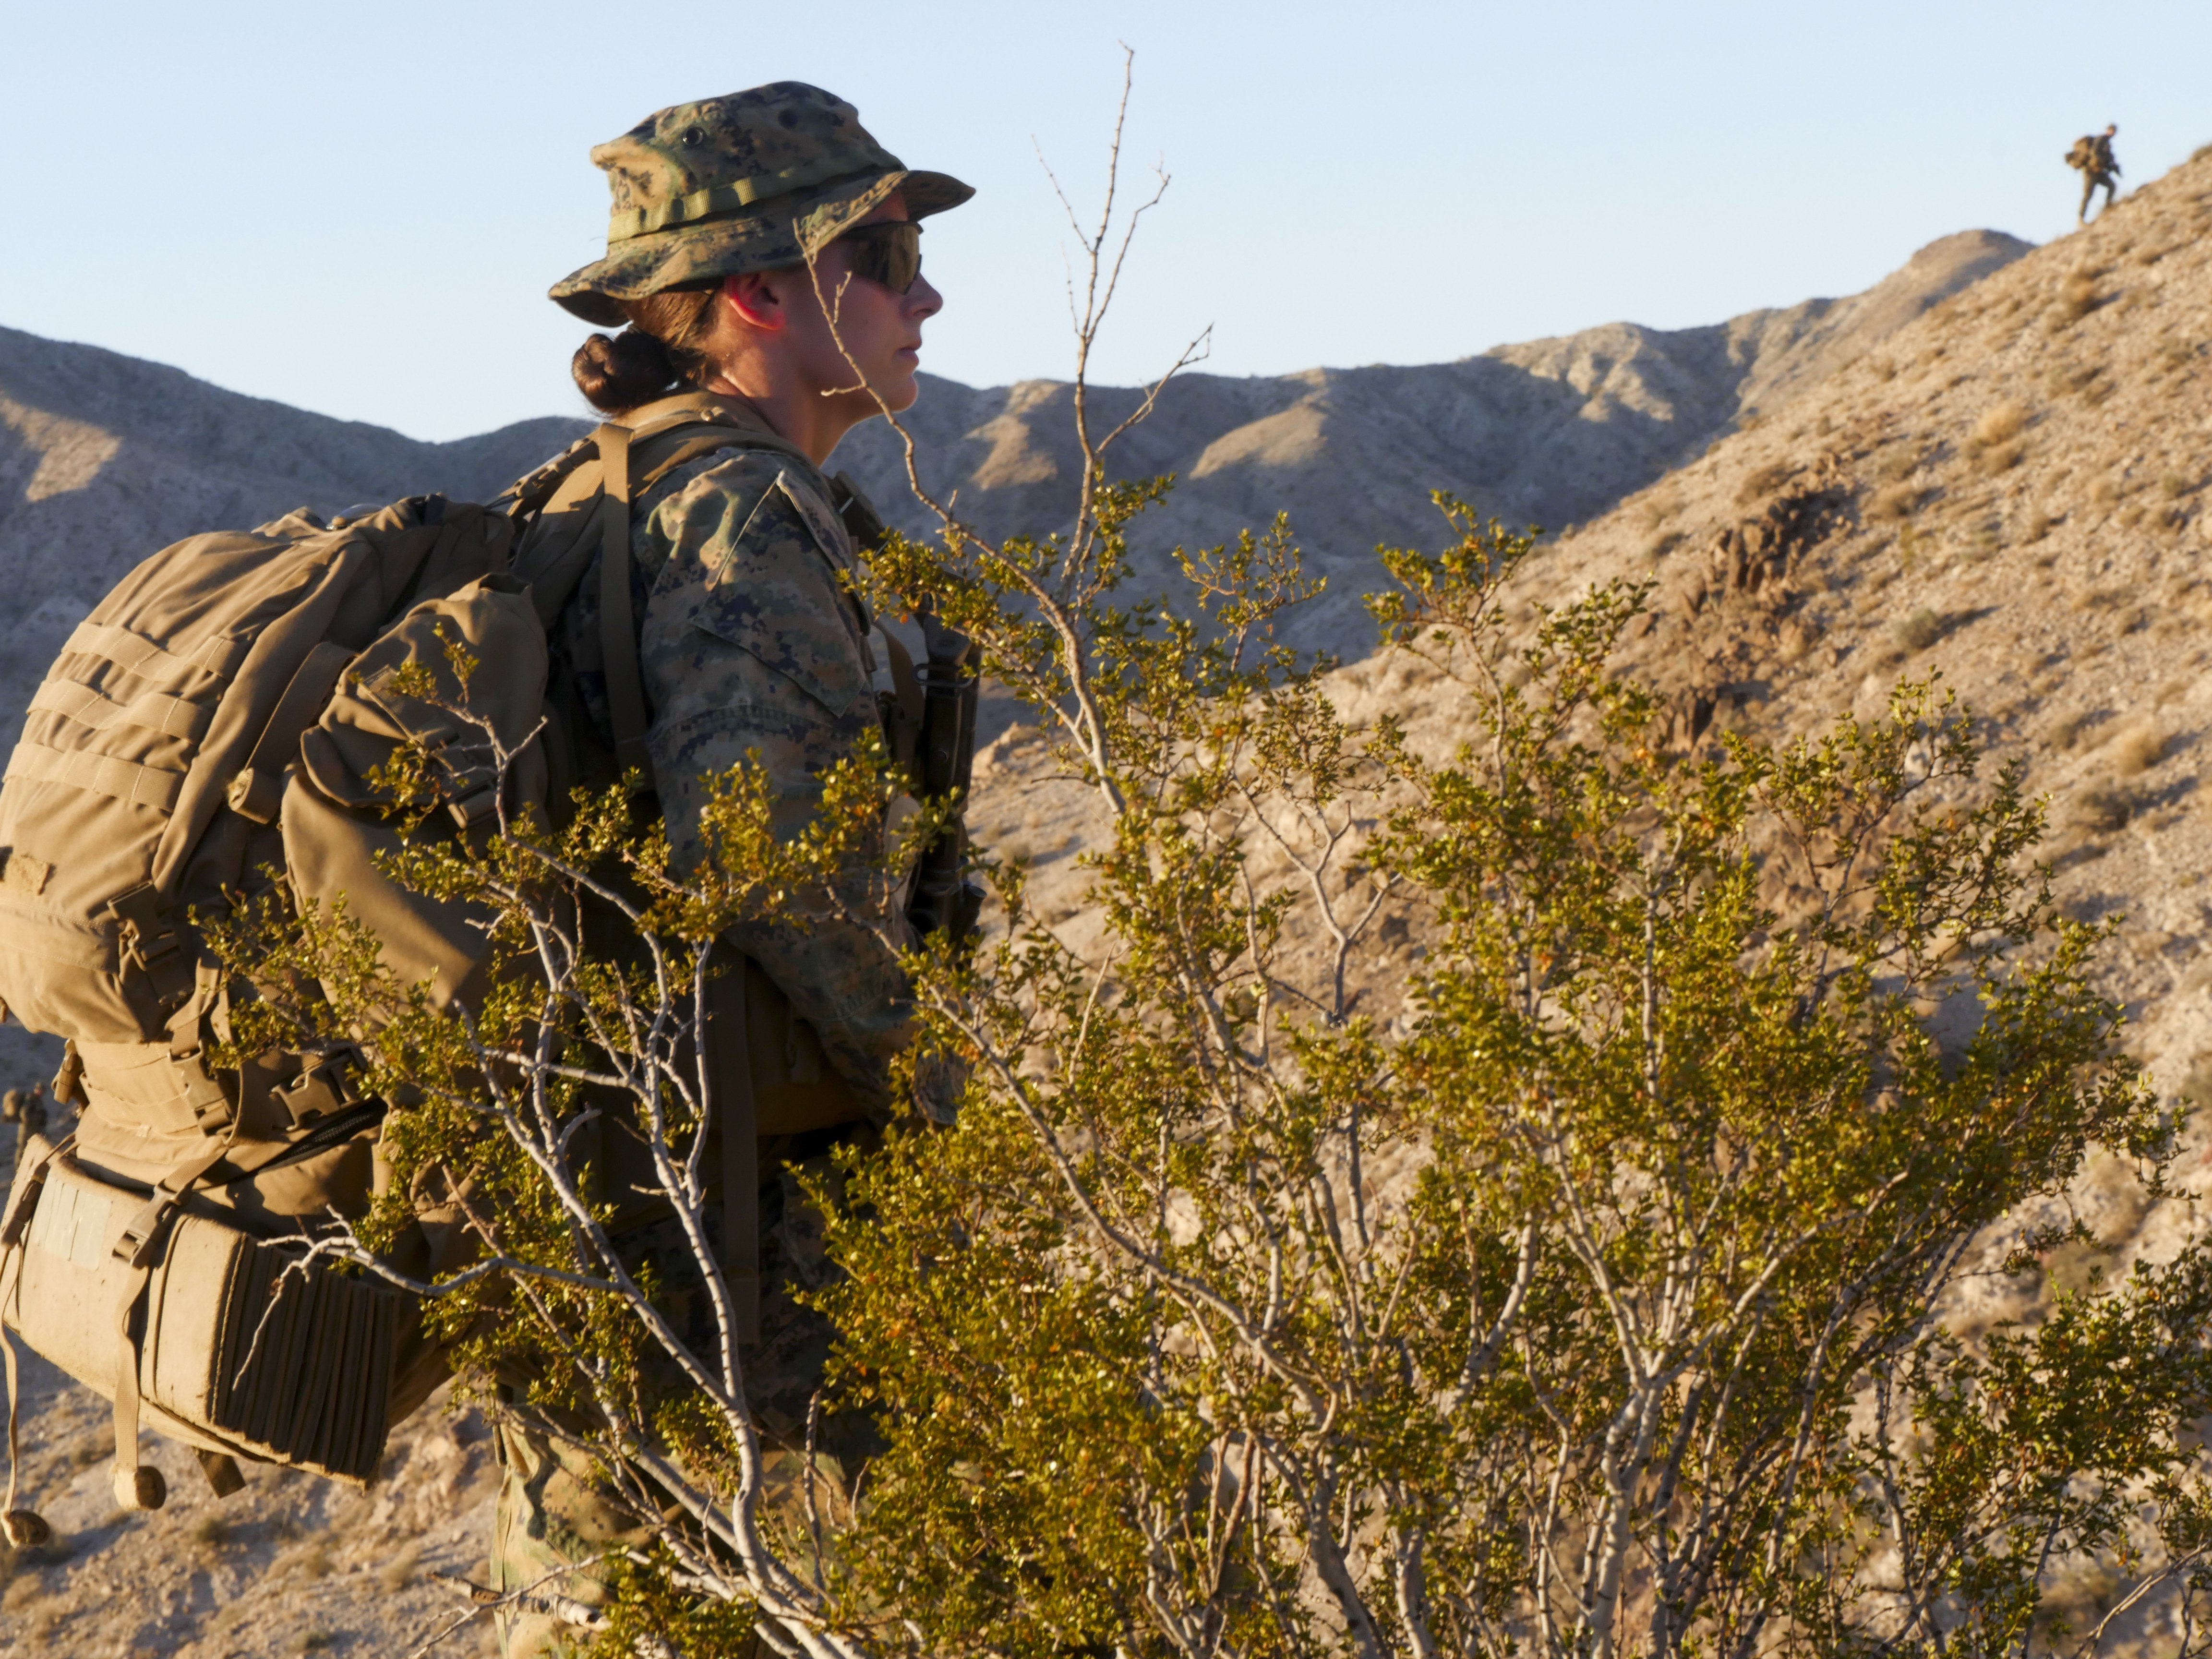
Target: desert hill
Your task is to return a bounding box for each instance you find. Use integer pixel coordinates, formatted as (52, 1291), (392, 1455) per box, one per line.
(0, 228), (2033, 1102)
(0, 214), (2104, 1655)
(1415, 145), (2212, 1349)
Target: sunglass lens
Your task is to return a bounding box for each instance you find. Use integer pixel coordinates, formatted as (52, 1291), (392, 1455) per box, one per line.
(852, 224), (921, 293)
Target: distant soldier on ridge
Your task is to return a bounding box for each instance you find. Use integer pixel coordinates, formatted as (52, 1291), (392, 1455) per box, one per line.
(2067, 123), (2121, 225)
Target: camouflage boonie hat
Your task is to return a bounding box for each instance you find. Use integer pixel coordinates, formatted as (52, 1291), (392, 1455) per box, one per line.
(550, 82), (973, 326)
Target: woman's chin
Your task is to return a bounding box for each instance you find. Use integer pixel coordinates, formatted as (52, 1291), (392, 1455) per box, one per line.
(877, 372), (922, 414)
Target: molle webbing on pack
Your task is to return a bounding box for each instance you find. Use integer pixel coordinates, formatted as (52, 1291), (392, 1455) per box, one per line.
(0, 397), (795, 1104)
(0, 497), (520, 1049)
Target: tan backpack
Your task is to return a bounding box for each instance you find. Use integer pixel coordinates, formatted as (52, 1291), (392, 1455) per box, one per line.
(0, 395), (848, 1539)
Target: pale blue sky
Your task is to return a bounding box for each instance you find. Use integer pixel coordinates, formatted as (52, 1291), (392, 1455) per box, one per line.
(3, 0), (2203, 439)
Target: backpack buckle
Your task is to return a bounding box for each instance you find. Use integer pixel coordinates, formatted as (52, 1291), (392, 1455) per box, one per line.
(109, 1138), (237, 1269)
(118, 922), (179, 976)
(446, 786), (500, 830)
(111, 1197), (170, 1270)
(50, 1041), (84, 1109)
(275, 1054), (365, 1130)
(226, 765), (285, 825)
(106, 884), (179, 974)
(185, 1067), (236, 1134)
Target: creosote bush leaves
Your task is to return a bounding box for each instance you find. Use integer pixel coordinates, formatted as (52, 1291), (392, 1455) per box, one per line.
(827, 490), (2210, 1659)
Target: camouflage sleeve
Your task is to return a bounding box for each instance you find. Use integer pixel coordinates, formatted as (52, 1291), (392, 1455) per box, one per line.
(632, 449), (913, 1116)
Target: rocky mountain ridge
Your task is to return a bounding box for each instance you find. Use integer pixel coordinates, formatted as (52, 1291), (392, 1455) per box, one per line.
(0, 222), (2025, 726)
(832, 229), (2031, 656)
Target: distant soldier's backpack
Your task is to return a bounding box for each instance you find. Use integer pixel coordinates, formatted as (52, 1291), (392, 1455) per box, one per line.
(2066, 135), (2097, 170)
(0, 397), (829, 1543)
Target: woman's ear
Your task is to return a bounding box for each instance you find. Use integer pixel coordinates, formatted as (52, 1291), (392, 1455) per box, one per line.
(721, 270), (786, 334)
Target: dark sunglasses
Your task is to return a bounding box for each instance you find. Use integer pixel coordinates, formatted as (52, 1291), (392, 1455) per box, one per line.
(838, 220), (923, 294)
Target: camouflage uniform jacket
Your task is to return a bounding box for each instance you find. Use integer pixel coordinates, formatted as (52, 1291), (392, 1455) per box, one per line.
(554, 436), (912, 1116)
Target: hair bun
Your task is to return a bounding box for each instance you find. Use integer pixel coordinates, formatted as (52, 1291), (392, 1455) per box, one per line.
(572, 327), (680, 413)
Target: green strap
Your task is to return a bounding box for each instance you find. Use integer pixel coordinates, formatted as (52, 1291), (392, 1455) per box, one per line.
(635, 429), (792, 492)
(877, 626), (925, 780)
(592, 423), (652, 783)
(880, 627), (924, 730)
(584, 404), (817, 788)
(507, 408), (798, 634)
(709, 953), (761, 1346)
(621, 392), (816, 469)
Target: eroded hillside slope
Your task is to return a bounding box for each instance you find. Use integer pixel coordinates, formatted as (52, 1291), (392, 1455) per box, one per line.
(1530, 148), (2209, 1052)
(1471, 146), (2212, 1305)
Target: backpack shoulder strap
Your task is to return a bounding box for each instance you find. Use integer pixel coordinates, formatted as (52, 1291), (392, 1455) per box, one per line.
(592, 422), (651, 781)
(559, 402), (823, 782)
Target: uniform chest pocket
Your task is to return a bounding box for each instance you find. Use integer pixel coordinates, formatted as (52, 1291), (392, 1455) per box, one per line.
(680, 531), (871, 721)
